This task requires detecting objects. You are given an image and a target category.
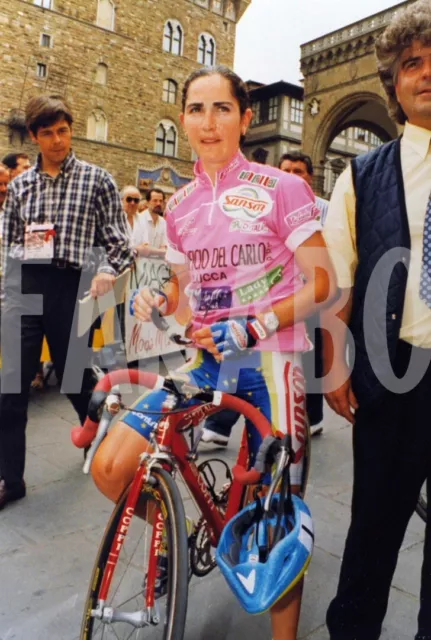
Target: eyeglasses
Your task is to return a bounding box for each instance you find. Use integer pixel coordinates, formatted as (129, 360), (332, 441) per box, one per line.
(126, 197), (140, 204)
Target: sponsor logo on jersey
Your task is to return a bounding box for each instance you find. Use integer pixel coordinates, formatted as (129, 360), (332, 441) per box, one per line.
(238, 170), (279, 190)
(195, 287), (233, 311)
(235, 265), (284, 304)
(219, 186), (274, 220)
(229, 219), (271, 235)
(284, 203), (320, 228)
(166, 180), (198, 213)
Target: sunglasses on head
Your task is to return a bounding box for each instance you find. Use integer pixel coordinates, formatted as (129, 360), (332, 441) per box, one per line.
(126, 196), (140, 204)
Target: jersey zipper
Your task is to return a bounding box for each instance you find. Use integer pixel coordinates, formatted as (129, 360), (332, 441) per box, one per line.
(208, 173), (218, 226)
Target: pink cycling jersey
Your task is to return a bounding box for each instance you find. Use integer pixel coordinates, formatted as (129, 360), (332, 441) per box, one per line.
(165, 151), (323, 352)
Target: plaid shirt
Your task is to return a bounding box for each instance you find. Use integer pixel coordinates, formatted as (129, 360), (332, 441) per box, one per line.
(2, 151), (132, 275)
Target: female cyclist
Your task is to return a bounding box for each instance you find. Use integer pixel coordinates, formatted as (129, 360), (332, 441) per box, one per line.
(91, 65), (337, 640)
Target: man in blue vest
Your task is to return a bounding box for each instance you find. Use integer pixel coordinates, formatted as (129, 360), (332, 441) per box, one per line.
(322, 2), (431, 638)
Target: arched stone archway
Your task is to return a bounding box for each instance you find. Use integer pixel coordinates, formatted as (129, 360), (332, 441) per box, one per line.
(300, 1), (411, 194)
(305, 90), (398, 194)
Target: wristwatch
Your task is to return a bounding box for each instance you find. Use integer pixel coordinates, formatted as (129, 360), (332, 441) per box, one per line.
(247, 311), (280, 341)
(261, 311), (280, 336)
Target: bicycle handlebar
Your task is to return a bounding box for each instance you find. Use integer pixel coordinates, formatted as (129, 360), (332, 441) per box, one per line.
(71, 369), (275, 485)
(71, 370), (163, 448)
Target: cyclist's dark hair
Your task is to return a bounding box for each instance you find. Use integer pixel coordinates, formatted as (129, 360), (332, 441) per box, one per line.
(181, 65), (250, 116)
(279, 151), (314, 176)
(25, 94), (73, 136)
(146, 187), (165, 202)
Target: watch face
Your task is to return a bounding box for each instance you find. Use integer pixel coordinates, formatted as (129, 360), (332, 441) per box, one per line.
(264, 312), (279, 333)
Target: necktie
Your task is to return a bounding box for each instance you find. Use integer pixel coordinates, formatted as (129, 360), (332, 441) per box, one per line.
(419, 193), (431, 308)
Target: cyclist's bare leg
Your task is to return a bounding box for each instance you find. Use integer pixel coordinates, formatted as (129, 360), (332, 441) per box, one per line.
(91, 421), (152, 502)
(270, 484), (303, 640)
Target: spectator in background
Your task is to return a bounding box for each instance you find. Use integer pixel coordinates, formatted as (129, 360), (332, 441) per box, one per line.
(0, 94), (131, 510)
(138, 199), (148, 213)
(2, 153), (31, 180)
(0, 163), (9, 211)
(121, 185), (149, 255)
(142, 188), (167, 257)
(2, 153), (46, 391)
(0, 162), (10, 304)
(279, 152), (329, 224)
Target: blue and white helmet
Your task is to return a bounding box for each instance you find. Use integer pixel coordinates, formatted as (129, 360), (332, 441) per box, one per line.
(216, 494), (314, 615)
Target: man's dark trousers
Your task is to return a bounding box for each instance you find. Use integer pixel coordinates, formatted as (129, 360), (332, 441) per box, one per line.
(0, 260), (95, 488)
(327, 340), (431, 640)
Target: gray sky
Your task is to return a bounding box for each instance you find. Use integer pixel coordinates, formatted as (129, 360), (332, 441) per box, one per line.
(234, 0), (403, 85)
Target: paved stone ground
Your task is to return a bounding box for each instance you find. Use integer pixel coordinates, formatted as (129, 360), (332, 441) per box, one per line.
(0, 357), (426, 639)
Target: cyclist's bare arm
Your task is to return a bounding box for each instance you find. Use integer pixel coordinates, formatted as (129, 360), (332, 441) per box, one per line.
(260, 231), (337, 329)
(321, 287), (358, 424)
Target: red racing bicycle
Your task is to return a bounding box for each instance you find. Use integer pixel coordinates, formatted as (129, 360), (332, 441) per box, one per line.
(72, 368), (309, 640)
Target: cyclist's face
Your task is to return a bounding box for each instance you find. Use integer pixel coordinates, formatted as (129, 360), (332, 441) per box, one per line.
(180, 74), (252, 171)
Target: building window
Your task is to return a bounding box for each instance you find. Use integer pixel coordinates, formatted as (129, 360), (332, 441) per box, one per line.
(212, 0), (223, 14)
(370, 132), (381, 146)
(252, 98), (278, 125)
(155, 121), (177, 157)
(36, 63), (47, 78)
(225, 0), (236, 19)
(34, 0), (53, 8)
(197, 33), (216, 65)
(251, 101), (261, 126)
(268, 96), (279, 121)
(195, 0), (209, 6)
(163, 79), (177, 104)
(87, 110), (108, 142)
(96, 0), (115, 31)
(40, 33), (52, 47)
(163, 20), (183, 56)
(95, 62), (108, 85)
(290, 98), (303, 125)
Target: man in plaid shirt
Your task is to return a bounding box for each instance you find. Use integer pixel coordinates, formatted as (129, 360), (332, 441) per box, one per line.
(0, 95), (132, 510)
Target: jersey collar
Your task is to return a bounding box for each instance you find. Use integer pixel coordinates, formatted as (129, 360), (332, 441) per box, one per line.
(194, 150), (248, 185)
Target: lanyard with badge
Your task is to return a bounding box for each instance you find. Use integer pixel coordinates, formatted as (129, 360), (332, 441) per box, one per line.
(23, 168), (68, 260)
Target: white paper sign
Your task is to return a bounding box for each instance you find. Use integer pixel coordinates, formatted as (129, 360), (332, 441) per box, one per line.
(125, 257), (187, 361)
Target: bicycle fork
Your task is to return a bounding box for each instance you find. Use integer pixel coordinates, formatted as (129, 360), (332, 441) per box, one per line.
(90, 464), (163, 628)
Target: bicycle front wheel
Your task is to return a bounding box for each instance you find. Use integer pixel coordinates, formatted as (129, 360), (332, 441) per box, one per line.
(80, 467), (189, 640)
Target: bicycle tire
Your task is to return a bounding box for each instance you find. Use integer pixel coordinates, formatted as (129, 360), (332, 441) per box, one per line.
(416, 484), (427, 523)
(80, 467), (189, 640)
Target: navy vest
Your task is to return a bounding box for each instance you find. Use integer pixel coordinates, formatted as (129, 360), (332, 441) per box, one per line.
(350, 138), (411, 406)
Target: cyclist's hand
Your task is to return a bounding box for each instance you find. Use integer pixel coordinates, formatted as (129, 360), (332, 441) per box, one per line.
(133, 288), (166, 322)
(193, 318), (258, 361)
(324, 361), (358, 425)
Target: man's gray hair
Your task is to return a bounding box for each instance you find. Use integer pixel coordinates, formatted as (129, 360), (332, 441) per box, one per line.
(120, 185), (140, 199)
(376, 0), (431, 124)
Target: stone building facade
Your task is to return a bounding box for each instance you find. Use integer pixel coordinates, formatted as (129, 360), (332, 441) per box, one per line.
(0, 0), (250, 192)
(299, 1), (413, 195)
(243, 80), (385, 198)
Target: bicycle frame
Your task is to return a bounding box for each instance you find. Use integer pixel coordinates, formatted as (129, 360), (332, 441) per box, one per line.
(95, 401), (254, 615)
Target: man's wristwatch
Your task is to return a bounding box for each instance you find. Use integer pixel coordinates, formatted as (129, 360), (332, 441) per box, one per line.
(247, 311), (280, 341)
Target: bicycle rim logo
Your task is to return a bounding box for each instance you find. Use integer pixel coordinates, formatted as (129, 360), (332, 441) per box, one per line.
(219, 186), (273, 221)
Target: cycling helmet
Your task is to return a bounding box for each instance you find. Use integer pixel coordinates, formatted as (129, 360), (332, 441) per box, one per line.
(216, 494), (314, 615)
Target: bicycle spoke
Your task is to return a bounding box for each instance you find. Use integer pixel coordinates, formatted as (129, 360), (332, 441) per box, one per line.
(111, 531), (145, 604)
(115, 588), (145, 610)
